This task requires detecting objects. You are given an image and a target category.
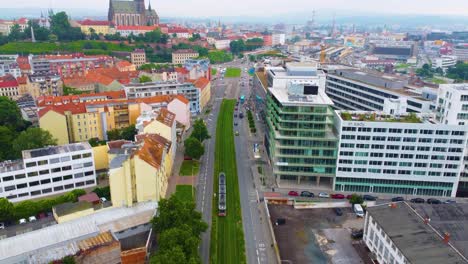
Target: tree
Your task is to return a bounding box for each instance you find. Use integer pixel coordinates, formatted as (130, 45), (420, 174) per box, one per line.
(120, 125), (137, 140)
(8, 24), (24, 41)
(0, 126), (16, 160)
(189, 33), (201, 42)
(349, 194), (364, 205)
(151, 246), (187, 264)
(139, 75), (152, 83)
(184, 137), (204, 160)
(106, 129), (121, 141)
(12, 127), (57, 158)
(14, 200), (39, 220)
(93, 186), (111, 200)
(0, 198), (14, 222)
(446, 62), (468, 82)
(0, 96), (29, 132)
(191, 119), (210, 142)
(49, 11), (83, 41)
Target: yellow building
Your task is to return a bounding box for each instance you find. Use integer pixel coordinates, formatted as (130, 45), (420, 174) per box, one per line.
(92, 145), (109, 171)
(108, 135), (169, 207)
(79, 20), (111, 35)
(39, 109), (70, 145)
(52, 201), (95, 224)
(193, 77), (211, 111)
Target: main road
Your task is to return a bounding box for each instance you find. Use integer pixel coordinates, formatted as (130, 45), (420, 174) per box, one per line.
(198, 58), (276, 264)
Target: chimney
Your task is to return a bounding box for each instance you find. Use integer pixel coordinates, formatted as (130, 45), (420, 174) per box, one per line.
(443, 232), (450, 244)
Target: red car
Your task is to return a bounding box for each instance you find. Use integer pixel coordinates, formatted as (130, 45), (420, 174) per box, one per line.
(288, 191), (299, 196)
(346, 194), (353, 200)
(331, 194), (345, 199)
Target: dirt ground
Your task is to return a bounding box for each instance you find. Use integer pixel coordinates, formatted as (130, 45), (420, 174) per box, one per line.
(268, 204), (365, 264)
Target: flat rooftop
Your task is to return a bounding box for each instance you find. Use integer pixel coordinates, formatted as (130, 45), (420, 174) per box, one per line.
(22, 142), (91, 159)
(339, 111), (423, 123)
(269, 86), (334, 106)
(367, 202), (467, 264)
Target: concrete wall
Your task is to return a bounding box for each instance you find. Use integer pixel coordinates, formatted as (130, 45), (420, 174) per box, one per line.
(92, 145), (109, 170)
(55, 207), (95, 224)
(39, 110), (69, 145)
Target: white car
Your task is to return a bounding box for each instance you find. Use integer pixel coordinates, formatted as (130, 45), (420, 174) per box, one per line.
(29, 216), (37, 222)
(100, 197), (107, 203)
(19, 218), (27, 224)
(0, 222), (4, 230)
(318, 192), (330, 198)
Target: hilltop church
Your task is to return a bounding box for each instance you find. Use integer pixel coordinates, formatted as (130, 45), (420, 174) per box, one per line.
(108, 0), (159, 26)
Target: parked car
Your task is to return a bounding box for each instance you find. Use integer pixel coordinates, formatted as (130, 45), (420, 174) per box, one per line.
(410, 198), (425, 203)
(351, 229), (364, 239)
(239, 113), (244, 118)
(427, 198), (442, 204)
(353, 204), (365, 217)
(331, 194), (345, 199)
(300, 191), (314, 197)
(276, 218), (286, 225)
(445, 200), (457, 204)
(19, 218), (27, 224)
(0, 222), (4, 230)
(235, 131), (239, 136)
(288, 191), (299, 196)
(28, 216), (37, 222)
(363, 195), (377, 201)
(234, 114), (238, 118)
(391, 197), (405, 202)
(318, 192), (330, 198)
(334, 208), (343, 216)
(234, 122), (238, 126)
(346, 194), (353, 200)
(100, 197), (107, 203)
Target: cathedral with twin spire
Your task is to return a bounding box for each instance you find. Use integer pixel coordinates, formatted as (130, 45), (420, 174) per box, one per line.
(108, 0), (159, 26)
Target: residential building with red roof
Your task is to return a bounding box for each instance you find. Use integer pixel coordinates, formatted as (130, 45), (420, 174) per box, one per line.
(168, 27), (191, 38)
(191, 77), (211, 111)
(0, 74), (20, 99)
(79, 19), (111, 35)
(116, 60), (136, 72)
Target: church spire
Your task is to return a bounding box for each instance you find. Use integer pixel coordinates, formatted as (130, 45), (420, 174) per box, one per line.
(148, 0), (152, 10)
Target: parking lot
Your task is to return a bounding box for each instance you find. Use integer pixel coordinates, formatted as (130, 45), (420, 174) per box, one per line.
(268, 204), (365, 264)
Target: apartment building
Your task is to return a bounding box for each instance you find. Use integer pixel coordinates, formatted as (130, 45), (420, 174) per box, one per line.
(172, 49), (199, 64)
(363, 203), (468, 264)
(79, 19), (111, 35)
(0, 75), (19, 99)
(108, 135), (171, 207)
(124, 81), (201, 113)
(326, 69), (433, 113)
(265, 63), (339, 187)
(0, 55), (21, 78)
(130, 49), (146, 68)
(38, 92), (186, 144)
(0, 143), (96, 202)
(334, 111), (467, 197)
(272, 33), (286, 46)
(432, 55), (457, 71)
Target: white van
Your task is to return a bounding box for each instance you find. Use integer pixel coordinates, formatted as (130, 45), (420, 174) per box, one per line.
(353, 204), (365, 217)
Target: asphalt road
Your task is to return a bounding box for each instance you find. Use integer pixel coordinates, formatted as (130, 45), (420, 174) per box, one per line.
(198, 59), (276, 264)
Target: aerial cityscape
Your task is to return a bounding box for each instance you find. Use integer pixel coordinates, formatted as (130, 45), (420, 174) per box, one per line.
(0, 0), (467, 263)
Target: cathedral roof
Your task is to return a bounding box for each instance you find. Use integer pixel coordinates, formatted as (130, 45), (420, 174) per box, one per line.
(111, 0), (139, 14)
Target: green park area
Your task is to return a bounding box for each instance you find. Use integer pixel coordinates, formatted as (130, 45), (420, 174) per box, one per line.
(179, 160), (200, 176)
(174, 185), (195, 202)
(211, 68), (218, 76)
(210, 99), (246, 264)
(225, 67), (242, 78)
(0, 40), (134, 55)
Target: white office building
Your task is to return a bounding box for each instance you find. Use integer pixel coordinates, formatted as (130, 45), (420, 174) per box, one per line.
(272, 33), (286, 46)
(124, 81), (201, 114)
(436, 84), (468, 126)
(363, 202), (467, 264)
(326, 68), (434, 113)
(334, 111), (467, 197)
(0, 143), (96, 202)
(432, 55), (457, 71)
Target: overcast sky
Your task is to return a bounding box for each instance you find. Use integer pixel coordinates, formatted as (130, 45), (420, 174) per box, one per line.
(4, 0), (468, 17)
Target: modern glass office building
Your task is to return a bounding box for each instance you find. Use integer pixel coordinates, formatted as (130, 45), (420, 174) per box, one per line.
(264, 63), (339, 187)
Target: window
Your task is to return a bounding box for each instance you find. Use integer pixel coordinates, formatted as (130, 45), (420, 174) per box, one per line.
(400, 154), (414, 159)
(385, 153), (398, 158)
(369, 168), (381, 173)
(52, 176), (62, 182)
(5, 185), (15, 191)
(75, 182), (85, 187)
(386, 145), (400, 150)
(404, 129), (418, 134)
(16, 183), (27, 189)
(384, 161), (397, 166)
(40, 179), (51, 184)
(29, 181), (39, 187)
(25, 162), (36, 168)
(84, 171), (94, 176)
(370, 161), (382, 165)
(371, 153), (384, 158)
(417, 146), (430, 151)
(420, 129), (434, 135)
(429, 171), (441, 176)
(18, 192), (29, 197)
(353, 168), (367, 173)
(434, 138), (448, 144)
(389, 128), (402, 133)
(430, 163), (443, 168)
(373, 128), (387, 133)
(62, 166), (72, 171)
(54, 186), (64, 191)
(37, 160), (48, 166)
(355, 152), (368, 157)
(30, 190), (41, 196)
(63, 175), (73, 180)
(431, 155), (445, 160)
(445, 164), (458, 169)
(82, 153), (92, 158)
(2, 176), (13, 182)
(448, 148), (463, 153)
(371, 144), (384, 149)
(418, 138), (432, 143)
(355, 160), (368, 165)
(72, 154), (81, 160)
(61, 156), (71, 162)
(372, 136), (386, 141)
(64, 184), (74, 189)
(85, 180), (95, 185)
(39, 169), (49, 175)
(416, 154), (429, 159)
(403, 137), (416, 142)
(452, 131), (465, 136)
(28, 171), (38, 177)
(358, 127), (372, 132)
(414, 163), (427, 168)
(74, 173), (84, 178)
(402, 146), (415, 151)
(15, 174), (26, 180)
(84, 162), (93, 167)
(42, 188), (52, 194)
(399, 162), (412, 167)
(50, 158), (60, 164)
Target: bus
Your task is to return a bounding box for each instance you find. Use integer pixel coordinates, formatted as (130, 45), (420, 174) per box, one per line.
(218, 172), (226, 216)
(240, 95), (245, 104)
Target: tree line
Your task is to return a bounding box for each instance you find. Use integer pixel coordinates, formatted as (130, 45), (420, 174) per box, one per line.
(184, 119), (210, 160)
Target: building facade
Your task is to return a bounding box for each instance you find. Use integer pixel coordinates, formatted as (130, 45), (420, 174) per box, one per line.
(265, 63), (339, 187)
(124, 81), (201, 113)
(108, 0), (159, 26)
(325, 69), (433, 113)
(0, 55), (21, 78)
(130, 49), (146, 68)
(0, 143), (96, 202)
(334, 111), (467, 197)
(172, 49), (199, 64)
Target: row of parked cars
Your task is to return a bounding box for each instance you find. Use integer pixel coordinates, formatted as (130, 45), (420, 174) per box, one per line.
(287, 191), (377, 201)
(395, 197), (456, 204)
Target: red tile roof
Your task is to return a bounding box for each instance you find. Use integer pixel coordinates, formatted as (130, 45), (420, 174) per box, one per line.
(174, 67), (189, 74)
(168, 28), (189, 33)
(135, 136), (165, 169)
(192, 77), (210, 91)
(38, 103), (87, 118)
(0, 75), (18, 88)
(156, 108), (175, 127)
(79, 19), (110, 26)
(116, 60), (133, 68)
(107, 140), (133, 150)
(37, 90), (127, 107)
(16, 76), (27, 85)
(78, 192), (100, 203)
(174, 94), (189, 104)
